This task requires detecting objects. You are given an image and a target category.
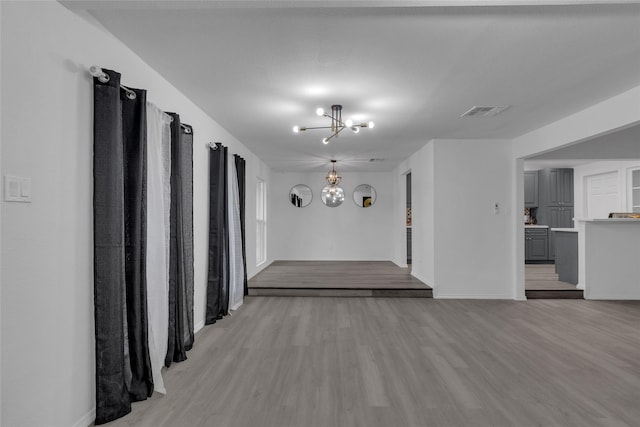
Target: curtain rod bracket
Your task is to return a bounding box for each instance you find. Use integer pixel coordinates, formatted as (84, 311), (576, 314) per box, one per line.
(89, 65), (137, 100)
(89, 65), (110, 83)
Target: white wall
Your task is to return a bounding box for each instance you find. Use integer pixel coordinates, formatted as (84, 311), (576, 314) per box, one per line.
(270, 171), (394, 261)
(433, 140), (514, 298)
(393, 143), (435, 283)
(395, 140), (515, 298)
(573, 160), (640, 219)
(0, 2), (270, 426)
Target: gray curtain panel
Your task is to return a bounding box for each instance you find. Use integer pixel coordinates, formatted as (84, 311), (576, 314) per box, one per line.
(165, 114), (190, 366)
(94, 69), (195, 424)
(93, 68), (131, 425)
(121, 85), (154, 402)
(206, 142), (229, 323)
(234, 155), (248, 296)
(180, 125), (195, 351)
(93, 69), (154, 424)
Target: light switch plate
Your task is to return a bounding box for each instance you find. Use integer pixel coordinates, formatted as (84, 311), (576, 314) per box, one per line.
(4, 175), (32, 203)
(20, 178), (31, 198)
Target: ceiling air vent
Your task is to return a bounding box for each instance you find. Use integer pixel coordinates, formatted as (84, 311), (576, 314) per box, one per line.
(461, 105), (510, 118)
(369, 158), (385, 163)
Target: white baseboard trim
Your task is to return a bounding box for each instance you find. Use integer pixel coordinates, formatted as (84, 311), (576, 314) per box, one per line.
(72, 408), (95, 427)
(585, 293), (640, 300)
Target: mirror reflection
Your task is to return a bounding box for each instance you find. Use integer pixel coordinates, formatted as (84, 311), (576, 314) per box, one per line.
(289, 184), (313, 208)
(321, 185), (345, 207)
(353, 184), (376, 208)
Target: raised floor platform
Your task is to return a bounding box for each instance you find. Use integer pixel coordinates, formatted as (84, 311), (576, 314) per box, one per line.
(248, 261), (433, 298)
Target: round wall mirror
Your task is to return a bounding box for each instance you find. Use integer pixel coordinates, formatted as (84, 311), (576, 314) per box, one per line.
(321, 185), (345, 207)
(289, 184), (313, 208)
(353, 184), (377, 208)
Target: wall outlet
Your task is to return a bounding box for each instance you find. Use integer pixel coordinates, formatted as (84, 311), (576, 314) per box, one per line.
(4, 175), (32, 203)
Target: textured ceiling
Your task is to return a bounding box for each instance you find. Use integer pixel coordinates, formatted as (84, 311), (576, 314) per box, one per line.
(65, 1), (640, 171)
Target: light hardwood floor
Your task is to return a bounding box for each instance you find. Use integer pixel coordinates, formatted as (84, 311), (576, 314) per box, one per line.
(111, 297), (640, 427)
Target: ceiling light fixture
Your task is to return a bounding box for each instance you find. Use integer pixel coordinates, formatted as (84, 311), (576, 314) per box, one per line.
(326, 160), (342, 187)
(293, 105), (375, 145)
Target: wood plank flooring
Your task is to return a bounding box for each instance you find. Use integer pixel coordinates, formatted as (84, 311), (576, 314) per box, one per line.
(110, 297), (640, 427)
(249, 261), (432, 298)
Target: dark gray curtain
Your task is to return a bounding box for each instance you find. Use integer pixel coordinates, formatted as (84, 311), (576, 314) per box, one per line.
(181, 125), (195, 351)
(234, 155), (248, 296)
(121, 86), (154, 401)
(165, 114), (195, 366)
(206, 142), (229, 323)
(93, 69), (153, 425)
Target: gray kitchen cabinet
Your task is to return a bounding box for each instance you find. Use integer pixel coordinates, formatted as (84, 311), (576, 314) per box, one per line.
(547, 206), (574, 260)
(524, 171), (539, 207)
(548, 168), (573, 206)
(554, 231), (578, 284)
(536, 167), (574, 228)
(525, 228), (549, 262)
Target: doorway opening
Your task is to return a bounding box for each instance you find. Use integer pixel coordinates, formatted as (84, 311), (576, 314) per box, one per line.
(523, 166), (582, 299)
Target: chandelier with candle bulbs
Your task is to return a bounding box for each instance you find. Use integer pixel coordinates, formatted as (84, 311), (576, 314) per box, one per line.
(292, 105), (375, 145)
(321, 160), (345, 207)
(326, 160), (341, 187)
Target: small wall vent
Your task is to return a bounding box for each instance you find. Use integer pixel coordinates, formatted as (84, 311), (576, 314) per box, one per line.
(368, 158), (385, 162)
(461, 105), (510, 118)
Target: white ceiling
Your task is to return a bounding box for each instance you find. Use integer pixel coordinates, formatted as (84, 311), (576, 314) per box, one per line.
(63, 1), (640, 172)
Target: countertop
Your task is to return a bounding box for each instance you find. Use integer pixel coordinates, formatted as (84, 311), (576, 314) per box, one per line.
(551, 228), (578, 232)
(576, 218), (640, 223)
(525, 224), (549, 228)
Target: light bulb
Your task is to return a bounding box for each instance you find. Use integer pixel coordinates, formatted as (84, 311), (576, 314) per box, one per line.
(345, 119), (353, 127)
(322, 137), (329, 145)
(316, 107), (324, 116)
(368, 121), (375, 129)
(293, 126), (299, 133)
(351, 126), (360, 134)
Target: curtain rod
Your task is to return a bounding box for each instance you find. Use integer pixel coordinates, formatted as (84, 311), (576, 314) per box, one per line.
(89, 66), (138, 100)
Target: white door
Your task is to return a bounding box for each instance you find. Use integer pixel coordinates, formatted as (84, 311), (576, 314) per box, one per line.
(586, 171), (619, 219)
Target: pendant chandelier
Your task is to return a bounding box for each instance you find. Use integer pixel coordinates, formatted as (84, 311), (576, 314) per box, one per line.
(326, 160), (341, 188)
(322, 160), (345, 207)
(293, 105), (375, 145)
